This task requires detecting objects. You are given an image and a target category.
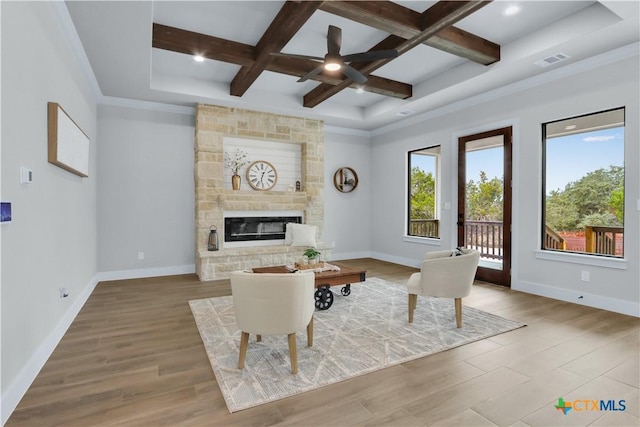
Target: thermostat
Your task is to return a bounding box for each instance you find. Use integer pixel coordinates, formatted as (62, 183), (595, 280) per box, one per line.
(20, 167), (33, 185)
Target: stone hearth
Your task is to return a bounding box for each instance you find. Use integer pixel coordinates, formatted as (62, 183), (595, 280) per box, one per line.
(194, 104), (326, 280)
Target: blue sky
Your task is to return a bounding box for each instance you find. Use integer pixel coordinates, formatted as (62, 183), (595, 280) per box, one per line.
(545, 127), (624, 193)
(411, 126), (624, 194)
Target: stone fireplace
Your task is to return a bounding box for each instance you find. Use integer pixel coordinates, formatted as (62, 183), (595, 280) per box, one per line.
(194, 104), (326, 281)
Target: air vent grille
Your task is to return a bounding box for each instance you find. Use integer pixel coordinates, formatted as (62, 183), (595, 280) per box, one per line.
(535, 53), (570, 68)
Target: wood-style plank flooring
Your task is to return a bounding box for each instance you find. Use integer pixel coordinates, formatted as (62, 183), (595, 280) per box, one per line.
(6, 259), (639, 426)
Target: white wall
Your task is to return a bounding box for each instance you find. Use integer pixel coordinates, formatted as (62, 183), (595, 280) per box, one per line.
(1, 2), (98, 421)
(96, 104), (195, 278)
(370, 53), (639, 316)
(324, 130), (372, 260)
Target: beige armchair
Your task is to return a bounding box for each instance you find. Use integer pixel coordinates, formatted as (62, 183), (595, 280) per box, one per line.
(230, 271), (316, 374)
(407, 248), (480, 328)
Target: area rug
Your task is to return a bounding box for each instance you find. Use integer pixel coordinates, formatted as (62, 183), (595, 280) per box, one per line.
(189, 277), (524, 413)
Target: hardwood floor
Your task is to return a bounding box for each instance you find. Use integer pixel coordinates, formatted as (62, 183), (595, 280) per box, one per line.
(6, 258), (639, 426)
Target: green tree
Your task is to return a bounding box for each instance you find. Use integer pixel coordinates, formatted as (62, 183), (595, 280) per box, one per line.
(410, 167), (435, 219)
(466, 171), (503, 221)
(609, 184), (624, 223)
(546, 165), (624, 231)
(545, 188), (580, 231)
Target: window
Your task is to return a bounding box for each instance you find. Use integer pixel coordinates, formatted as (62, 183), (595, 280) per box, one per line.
(542, 108), (625, 257)
(408, 145), (440, 238)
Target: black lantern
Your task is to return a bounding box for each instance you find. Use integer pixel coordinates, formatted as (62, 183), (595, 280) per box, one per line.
(208, 225), (219, 251)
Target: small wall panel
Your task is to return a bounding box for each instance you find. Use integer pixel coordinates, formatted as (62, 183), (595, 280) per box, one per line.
(48, 102), (90, 177)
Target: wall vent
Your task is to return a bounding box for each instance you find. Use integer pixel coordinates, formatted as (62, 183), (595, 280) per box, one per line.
(535, 53), (570, 68)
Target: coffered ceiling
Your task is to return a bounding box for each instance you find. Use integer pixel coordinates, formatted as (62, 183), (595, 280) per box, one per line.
(64, 1), (639, 131)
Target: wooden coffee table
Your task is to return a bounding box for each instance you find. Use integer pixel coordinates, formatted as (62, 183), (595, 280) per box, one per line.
(252, 262), (366, 310)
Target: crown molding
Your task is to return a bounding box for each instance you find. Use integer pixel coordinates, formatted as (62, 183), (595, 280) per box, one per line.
(99, 96), (196, 115)
(51, 1), (102, 101)
(324, 125), (371, 138)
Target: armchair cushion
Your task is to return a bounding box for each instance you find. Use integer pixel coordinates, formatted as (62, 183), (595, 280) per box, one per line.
(231, 271), (315, 335)
(409, 249), (480, 298)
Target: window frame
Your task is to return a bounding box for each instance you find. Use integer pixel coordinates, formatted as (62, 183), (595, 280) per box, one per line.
(407, 145), (441, 240)
(541, 107), (625, 259)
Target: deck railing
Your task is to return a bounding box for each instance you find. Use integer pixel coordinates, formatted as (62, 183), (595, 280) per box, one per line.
(464, 221), (503, 260)
(544, 225), (566, 250)
(410, 220), (623, 259)
(585, 226), (624, 256)
(408, 219), (439, 238)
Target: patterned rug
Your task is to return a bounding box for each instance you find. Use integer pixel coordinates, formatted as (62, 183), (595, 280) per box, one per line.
(189, 277), (524, 413)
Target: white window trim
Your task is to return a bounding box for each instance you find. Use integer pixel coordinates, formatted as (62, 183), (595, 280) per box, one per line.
(535, 249), (627, 270)
(403, 235), (442, 246)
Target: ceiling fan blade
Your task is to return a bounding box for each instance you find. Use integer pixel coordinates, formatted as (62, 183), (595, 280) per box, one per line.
(270, 52), (324, 62)
(342, 64), (368, 84)
(341, 49), (399, 63)
(297, 65), (324, 83)
(327, 25), (342, 56)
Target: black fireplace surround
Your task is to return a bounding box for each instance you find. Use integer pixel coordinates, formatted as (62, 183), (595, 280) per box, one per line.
(224, 216), (302, 242)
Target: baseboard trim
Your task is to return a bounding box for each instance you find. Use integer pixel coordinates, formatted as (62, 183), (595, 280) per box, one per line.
(515, 280), (640, 317)
(1, 275), (99, 426)
(331, 251), (372, 261)
(370, 251), (421, 269)
(96, 264), (196, 282)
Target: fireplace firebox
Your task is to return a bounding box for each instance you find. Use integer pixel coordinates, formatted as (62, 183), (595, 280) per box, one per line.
(224, 216), (302, 243)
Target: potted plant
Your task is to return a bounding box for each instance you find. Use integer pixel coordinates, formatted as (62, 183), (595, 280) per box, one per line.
(224, 149), (249, 190)
(303, 248), (321, 266)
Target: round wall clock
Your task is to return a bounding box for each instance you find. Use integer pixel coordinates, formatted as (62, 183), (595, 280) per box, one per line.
(247, 160), (278, 190)
(333, 167), (358, 193)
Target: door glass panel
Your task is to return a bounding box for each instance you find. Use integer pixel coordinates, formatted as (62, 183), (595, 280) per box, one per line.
(464, 136), (504, 270)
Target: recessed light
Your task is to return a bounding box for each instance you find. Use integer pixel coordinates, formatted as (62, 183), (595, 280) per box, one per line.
(396, 110), (414, 117)
(565, 124), (577, 130)
(356, 86), (365, 94)
(194, 55), (205, 62)
(503, 5), (520, 16)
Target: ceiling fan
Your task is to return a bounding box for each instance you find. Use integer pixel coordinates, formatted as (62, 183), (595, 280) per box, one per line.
(272, 25), (399, 85)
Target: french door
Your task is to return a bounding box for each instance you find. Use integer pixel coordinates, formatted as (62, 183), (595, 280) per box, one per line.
(457, 127), (512, 287)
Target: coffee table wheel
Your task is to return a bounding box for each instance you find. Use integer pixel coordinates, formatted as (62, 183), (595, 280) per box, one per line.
(341, 284), (351, 296)
(314, 286), (334, 310)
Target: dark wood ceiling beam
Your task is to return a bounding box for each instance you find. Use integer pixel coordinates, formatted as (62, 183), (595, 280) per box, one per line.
(230, 1), (323, 97)
(304, 1), (492, 108)
(318, 1), (499, 65)
(152, 23), (412, 99)
(429, 26), (499, 65)
(152, 23), (255, 66)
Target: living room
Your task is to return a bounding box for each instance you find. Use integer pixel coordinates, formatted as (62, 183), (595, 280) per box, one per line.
(1, 1), (639, 425)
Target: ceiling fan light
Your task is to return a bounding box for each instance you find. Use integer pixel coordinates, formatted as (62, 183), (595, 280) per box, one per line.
(324, 62), (341, 71)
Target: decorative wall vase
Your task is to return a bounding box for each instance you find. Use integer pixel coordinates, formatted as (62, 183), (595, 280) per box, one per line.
(231, 174), (241, 190)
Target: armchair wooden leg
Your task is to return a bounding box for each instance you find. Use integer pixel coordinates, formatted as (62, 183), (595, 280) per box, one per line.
(288, 333), (298, 374)
(238, 331), (249, 369)
(307, 316), (314, 347)
(408, 294), (417, 323)
(455, 298), (462, 328)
